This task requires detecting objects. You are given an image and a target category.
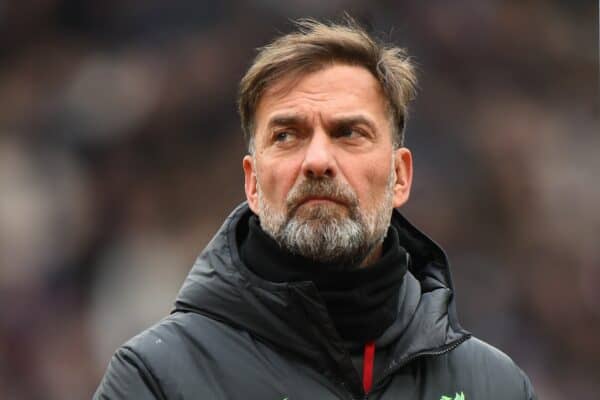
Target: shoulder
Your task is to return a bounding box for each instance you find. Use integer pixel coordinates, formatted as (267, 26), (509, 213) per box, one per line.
(121, 311), (253, 370)
(96, 312), (257, 399)
(450, 336), (524, 373)
(421, 337), (536, 400)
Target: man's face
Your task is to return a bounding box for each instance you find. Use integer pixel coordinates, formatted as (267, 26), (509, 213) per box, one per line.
(243, 64), (412, 267)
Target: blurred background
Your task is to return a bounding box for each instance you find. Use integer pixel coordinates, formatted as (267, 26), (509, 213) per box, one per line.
(0, 0), (598, 398)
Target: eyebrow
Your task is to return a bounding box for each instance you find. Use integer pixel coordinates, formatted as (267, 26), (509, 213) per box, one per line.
(266, 114), (377, 132)
(267, 114), (314, 129)
(329, 115), (377, 132)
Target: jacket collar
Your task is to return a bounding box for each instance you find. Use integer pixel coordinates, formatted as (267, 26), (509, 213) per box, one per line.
(174, 202), (469, 386)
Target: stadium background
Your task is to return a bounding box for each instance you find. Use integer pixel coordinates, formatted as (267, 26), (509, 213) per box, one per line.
(0, 1), (598, 398)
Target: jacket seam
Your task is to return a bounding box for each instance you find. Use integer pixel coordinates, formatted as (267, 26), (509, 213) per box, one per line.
(120, 345), (168, 400)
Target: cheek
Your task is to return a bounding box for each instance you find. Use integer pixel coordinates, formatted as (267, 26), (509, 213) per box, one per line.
(256, 159), (299, 205)
(352, 159), (393, 205)
(367, 171), (391, 203)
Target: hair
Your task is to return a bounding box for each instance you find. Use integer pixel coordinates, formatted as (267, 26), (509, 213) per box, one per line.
(237, 16), (418, 153)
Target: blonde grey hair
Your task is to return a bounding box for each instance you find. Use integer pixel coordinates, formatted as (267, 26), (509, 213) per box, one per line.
(238, 16), (418, 152)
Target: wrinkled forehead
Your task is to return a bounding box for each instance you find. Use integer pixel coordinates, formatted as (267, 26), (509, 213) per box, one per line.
(255, 64), (389, 125)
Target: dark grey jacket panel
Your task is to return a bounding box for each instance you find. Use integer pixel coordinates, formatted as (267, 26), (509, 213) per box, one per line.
(94, 343), (165, 399)
(97, 312), (349, 399)
(95, 314), (535, 399)
(94, 203), (536, 399)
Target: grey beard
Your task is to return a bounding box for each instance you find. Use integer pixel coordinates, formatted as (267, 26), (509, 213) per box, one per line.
(256, 164), (396, 268)
(273, 201), (375, 267)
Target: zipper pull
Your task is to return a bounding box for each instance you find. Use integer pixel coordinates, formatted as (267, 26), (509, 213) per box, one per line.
(362, 341), (375, 393)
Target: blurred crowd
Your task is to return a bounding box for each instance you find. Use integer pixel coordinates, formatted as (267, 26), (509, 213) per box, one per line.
(0, 1), (597, 399)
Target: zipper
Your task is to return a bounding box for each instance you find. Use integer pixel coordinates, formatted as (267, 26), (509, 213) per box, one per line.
(341, 336), (471, 399)
(367, 334), (472, 396)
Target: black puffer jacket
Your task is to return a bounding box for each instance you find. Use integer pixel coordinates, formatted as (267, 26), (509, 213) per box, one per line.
(94, 203), (536, 400)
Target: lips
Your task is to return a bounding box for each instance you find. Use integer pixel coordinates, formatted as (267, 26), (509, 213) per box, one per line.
(287, 195), (347, 217)
(299, 196), (346, 207)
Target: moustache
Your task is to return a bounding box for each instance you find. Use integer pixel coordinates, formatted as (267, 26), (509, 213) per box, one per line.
(285, 178), (359, 217)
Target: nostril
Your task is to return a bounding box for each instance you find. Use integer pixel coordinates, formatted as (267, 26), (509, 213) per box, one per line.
(305, 166), (334, 179)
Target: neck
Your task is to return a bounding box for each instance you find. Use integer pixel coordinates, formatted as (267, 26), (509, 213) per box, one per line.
(240, 214), (409, 342)
(359, 244), (384, 268)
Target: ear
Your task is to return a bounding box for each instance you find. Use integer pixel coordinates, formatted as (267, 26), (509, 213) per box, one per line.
(392, 147), (413, 208)
(243, 155), (259, 213)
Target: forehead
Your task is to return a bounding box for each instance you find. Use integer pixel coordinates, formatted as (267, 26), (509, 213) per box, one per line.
(255, 64), (389, 127)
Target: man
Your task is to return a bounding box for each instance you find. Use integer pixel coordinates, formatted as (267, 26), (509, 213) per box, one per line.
(95, 18), (536, 400)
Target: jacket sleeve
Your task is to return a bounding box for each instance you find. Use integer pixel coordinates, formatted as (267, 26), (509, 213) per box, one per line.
(93, 346), (166, 400)
(521, 368), (537, 400)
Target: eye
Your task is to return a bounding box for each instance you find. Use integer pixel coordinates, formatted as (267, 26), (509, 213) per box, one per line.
(275, 131), (290, 141)
(273, 129), (297, 144)
(335, 125), (362, 139)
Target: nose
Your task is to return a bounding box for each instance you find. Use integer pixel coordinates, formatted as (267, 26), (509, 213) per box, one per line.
(301, 129), (337, 179)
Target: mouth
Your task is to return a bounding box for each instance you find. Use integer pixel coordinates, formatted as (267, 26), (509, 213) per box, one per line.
(298, 196), (346, 207)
